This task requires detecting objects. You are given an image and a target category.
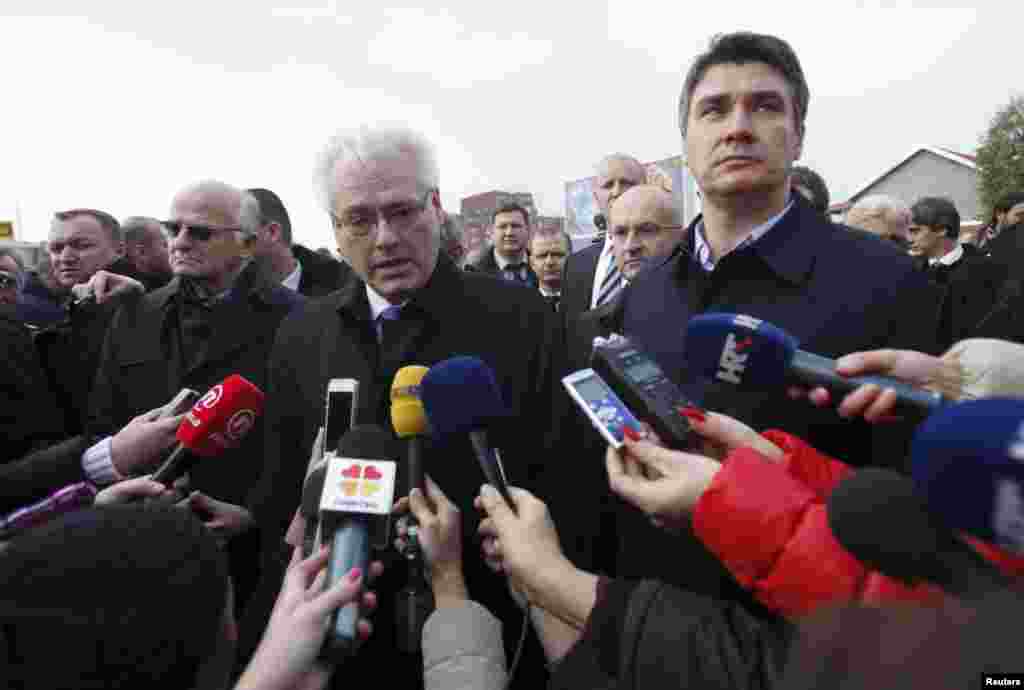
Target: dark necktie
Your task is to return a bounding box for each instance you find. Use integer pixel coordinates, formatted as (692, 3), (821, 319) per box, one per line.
(375, 304), (403, 344)
(546, 294), (560, 312)
(503, 263), (527, 283)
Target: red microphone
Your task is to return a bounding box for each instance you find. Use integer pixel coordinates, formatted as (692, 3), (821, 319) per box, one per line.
(151, 375), (265, 487)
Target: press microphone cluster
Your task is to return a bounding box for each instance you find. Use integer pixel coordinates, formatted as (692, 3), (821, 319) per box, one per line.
(685, 313), (946, 422)
(150, 374), (265, 487)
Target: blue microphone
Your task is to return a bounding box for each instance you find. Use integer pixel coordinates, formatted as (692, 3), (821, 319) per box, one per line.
(912, 398), (1024, 556)
(419, 356), (517, 513)
(685, 313), (945, 421)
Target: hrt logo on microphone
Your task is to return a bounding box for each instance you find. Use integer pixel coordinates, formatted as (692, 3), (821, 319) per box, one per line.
(199, 385), (223, 410)
(717, 333), (754, 385)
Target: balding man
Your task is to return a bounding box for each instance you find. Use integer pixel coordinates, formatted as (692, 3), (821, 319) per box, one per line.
(560, 153), (647, 369)
(121, 216), (172, 290)
(845, 195), (912, 249)
(87, 180), (303, 612)
(608, 185), (686, 282)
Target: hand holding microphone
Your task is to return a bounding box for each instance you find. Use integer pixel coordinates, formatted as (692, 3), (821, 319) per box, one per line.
(236, 546), (383, 690)
(149, 374), (265, 488)
(393, 475), (467, 608)
(685, 313), (946, 423)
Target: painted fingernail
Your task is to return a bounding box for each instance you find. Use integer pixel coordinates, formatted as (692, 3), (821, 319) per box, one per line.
(622, 426), (642, 442)
(678, 406), (706, 424)
(347, 567), (362, 582)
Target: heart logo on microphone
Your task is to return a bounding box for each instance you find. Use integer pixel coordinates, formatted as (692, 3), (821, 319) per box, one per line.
(342, 464), (362, 479)
(322, 459), (397, 516)
(364, 466), (383, 480)
(337, 462), (383, 499)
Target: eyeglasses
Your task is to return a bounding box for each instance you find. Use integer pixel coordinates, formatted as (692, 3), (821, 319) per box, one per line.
(331, 190), (434, 239)
(610, 223), (685, 240)
(0, 273), (17, 289)
(162, 221), (244, 241)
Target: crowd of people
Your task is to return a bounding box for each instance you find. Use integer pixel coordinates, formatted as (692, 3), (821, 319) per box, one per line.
(1, 29), (1024, 690)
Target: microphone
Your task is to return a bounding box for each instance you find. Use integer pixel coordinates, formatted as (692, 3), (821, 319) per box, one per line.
(826, 467), (1011, 598)
(419, 356), (517, 513)
(319, 425), (400, 661)
(911, 398), (1024, 556)
(300, 465), (327, 558)
(685, 313), (945, 421)
(391, 365), (430, 495)
(150, 375), (265, 487)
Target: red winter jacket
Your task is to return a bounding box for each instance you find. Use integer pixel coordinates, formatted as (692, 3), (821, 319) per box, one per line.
(691, 430), (1024, 618)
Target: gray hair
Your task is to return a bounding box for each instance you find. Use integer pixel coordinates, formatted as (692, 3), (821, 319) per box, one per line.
(846, 194), (911, 226)
(239, 192), (261, 238)
(530, 227), (572, 255)
(440, 214), (463, 245)
(121, 216), (163, 244)
(313, 125), (440, 213)
(594, 153), (646, 179)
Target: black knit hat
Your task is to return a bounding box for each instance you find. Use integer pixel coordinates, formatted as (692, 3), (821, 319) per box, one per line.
(0, 504), (229, 690)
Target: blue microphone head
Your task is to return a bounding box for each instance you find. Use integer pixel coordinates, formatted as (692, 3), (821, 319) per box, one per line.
(419, 356), (508, 439)
(685, 313), (798, 389)
(912, 398), (1024, 555)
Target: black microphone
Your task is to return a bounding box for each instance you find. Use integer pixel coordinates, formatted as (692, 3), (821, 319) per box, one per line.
(319, 425), (402, 662)
(826, 468), (1012, 598)
(300, 465), (327, 558)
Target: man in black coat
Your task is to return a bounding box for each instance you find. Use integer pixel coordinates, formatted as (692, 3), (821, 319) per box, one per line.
(247, 187), (352, 297)
(465, 201), (539, 288)
(559, 153), (647, 371)
(555, 32), (940, 620)
(87, 180), (302, 612)
(247, 125), (561, 689)
(908, 196), (1006, 348)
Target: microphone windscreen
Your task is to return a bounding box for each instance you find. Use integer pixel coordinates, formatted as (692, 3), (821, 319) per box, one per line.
(685, 313), (797, 388)
(301, 466), (328, 519)
(827, 468), (952, 584)
(419, 356), (508, 438)
(336, 425), (403, 462)
(391, 366), (429, 438)
(176, 374), (265, 457)
(912, 398), (1024, 554)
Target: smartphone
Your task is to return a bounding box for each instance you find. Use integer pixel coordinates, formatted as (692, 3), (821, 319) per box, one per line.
(562, 368), (643, 449)
(323, 379), (360, 456)
(159, 388), (200, 420)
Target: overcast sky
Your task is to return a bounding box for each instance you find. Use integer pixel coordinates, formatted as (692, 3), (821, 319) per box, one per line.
(0, 2), (1019, 250)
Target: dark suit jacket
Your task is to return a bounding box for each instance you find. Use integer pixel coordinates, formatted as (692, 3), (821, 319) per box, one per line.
(1, 314), (67, 461)
(926, 244), (1007, 349)
(247, 255), (561, 689)
(560, 241), (604, 370)
(87, 261), (303, 506)
(465, 245), (539, 288)
(558, 195), (941, 606)
(293, 243), (351, 298)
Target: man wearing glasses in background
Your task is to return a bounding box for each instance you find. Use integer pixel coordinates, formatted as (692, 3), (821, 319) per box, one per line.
(86, 179), (303, 617)
(608, 185), (687, 283)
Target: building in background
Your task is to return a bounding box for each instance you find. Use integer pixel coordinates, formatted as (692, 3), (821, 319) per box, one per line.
(564, 155), (699, 246)
(830, 147), (979, 225)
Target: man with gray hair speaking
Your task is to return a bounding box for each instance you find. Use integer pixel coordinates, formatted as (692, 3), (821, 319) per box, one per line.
(247, 124), (560, 689)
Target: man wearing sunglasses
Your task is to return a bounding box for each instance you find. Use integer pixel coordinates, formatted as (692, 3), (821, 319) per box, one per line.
(85, 180), (303, 618)
(0, 249), (23, 314)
